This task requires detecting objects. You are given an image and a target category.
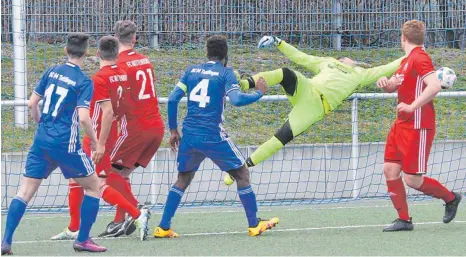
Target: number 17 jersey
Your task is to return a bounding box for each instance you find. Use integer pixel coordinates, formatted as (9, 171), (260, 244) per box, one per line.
(179, 61), (240, 136)
(33, 62), (93, 151)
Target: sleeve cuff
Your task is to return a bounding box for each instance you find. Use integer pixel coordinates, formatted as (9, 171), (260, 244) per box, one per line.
(421, 71), (435, 80)
(33, 91), (43, 97)
(76, 106), (90, 109)
(95, 99), (110, 104)
(225, 87), (240, 95)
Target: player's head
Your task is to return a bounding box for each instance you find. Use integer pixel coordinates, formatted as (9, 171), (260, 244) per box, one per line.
(206, 35), (228, 66)
(97, 36), (119, 61)
(65, 33), (90, 60)
(401, 20), (426, 50)
(114, 20), (137, 47)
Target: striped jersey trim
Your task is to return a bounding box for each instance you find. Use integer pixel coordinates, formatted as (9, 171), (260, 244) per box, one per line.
(68, 109), (79, 153)
(110, 115), (128, 159)
(414, 76), (422, 129)
(417, 129), (427, 174)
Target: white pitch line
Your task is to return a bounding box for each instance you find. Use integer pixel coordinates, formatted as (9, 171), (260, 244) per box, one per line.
(13, 220), (466, 244)
(17, 202), (434, 220)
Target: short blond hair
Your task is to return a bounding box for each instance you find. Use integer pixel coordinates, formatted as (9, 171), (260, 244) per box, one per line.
(402, 20), (426, 45)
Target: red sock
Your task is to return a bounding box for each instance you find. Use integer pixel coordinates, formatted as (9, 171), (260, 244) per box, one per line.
(387, 178), (410, 221)
(100, 185), (140, 219)
(418, 176), (455, 203)
(68, 182), (84, 232)
(106, 173), (138, 222)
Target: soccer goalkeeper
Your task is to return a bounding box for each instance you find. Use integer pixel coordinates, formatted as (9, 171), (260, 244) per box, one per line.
(226, 36), (403, 180)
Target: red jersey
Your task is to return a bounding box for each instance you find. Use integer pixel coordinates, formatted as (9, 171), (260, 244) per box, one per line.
(117, 49), (164, 128)
(86, 65), (128, 143)
(394, 46), (436, 129)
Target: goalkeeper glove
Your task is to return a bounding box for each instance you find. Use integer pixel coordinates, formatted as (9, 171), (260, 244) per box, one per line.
(257, 36), (282, 48)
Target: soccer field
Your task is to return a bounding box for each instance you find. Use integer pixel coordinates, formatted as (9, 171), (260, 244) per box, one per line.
(3, 199), (465, 256)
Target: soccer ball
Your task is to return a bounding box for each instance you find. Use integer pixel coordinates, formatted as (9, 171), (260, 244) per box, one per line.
(436, 67), (457, 89)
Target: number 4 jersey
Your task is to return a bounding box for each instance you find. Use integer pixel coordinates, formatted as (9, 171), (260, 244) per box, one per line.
(177, 61), (240, 135)
(33, 62), (93, 151)
(117, 49), (164, 128)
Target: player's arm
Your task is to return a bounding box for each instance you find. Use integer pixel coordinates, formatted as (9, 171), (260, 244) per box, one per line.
(96, 100), (113, 152)
(397, 53), (439, 114)
(377, 76), (400, 93)
(167, 82), (186, 152)
(93, 76), (113, 163)
(77, 80), (99, 160)
(28, 92), (42, 123)
(398, 73), (441, 113)
(29, 68), (53, 123)
(225, 69), (266, 106)
(258, 36), (322, 74)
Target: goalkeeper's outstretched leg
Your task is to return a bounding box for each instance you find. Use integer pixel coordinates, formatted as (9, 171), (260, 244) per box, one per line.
(237, 68), (326, 167)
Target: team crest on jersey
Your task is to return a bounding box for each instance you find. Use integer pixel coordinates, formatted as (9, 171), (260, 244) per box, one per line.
(402, 63), (409, 72)
(394, 73), (404, 86)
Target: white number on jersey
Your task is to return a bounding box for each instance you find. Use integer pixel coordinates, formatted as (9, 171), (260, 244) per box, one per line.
(42, 84), (69, 117)
(136, 69), (156, 100)
(190, 79), (210, 108)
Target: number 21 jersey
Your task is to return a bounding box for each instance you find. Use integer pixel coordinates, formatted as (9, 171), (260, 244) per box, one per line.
(117, 49), (163, 129)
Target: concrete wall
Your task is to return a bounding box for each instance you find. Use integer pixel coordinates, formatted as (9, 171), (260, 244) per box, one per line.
(2, 141), (466, 210)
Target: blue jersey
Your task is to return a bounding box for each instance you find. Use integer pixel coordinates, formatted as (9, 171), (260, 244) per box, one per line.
(33, 62), (93, 152)
(179, 61), (240, 135)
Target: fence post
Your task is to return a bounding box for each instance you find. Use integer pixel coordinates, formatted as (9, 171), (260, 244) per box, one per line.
(351, 98), (359, 199)
(12, 0), (28, 128)
(332, 0), (342, 51)
(149, 0), (160, 49)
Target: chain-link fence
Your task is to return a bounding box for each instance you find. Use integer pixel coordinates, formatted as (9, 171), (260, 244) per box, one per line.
(2, 0), (465, 48)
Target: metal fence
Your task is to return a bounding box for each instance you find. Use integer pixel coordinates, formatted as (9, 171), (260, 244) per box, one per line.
(2, 0), (466, 48)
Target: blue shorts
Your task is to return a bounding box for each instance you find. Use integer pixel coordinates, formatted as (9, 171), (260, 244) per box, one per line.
(177, 133), (245, 172)
(24, 144), (95, 179)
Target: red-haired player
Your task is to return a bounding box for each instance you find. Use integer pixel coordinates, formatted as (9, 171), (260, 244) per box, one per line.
(377, 20), (462, 232)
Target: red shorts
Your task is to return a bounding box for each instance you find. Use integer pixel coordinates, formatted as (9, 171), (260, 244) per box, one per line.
(82, 134), (117, 178)
(384, 123), (435, 174)
(110, 121), (164, 169)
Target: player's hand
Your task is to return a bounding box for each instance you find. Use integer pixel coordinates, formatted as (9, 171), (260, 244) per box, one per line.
(92, 142), (105, 164)
(255, 77), (267, 95)
(169, 129), (181, 153)
(257, 36), (281, 48)
(396, 102), (415, 114)
(377, 76), (390, 89)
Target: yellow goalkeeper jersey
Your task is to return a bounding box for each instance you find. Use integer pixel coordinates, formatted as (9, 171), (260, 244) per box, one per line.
(277, 41), (402, 111)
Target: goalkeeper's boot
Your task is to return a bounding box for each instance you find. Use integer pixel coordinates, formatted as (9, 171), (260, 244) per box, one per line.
(73, 239), (107, 253)
(122, 204), (151, 241)
(154, 226), (179, 238)
(248, 217), (280, 236)
(97, 221), (124, 238)
(50, 227), (79, 240)
(383, 218), (414, 232)
(1, 242), (12, 255)
(443, 192), (462, 223)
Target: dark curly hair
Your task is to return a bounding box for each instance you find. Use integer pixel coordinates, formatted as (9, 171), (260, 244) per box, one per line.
(206, 35), (228, 61)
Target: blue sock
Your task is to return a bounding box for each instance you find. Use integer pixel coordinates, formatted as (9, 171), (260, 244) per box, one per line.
(77, 195), (100, 243)
(238, 185), (259, 227)
(2, 197), (27, 245)
(159, 186), (184, 230)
